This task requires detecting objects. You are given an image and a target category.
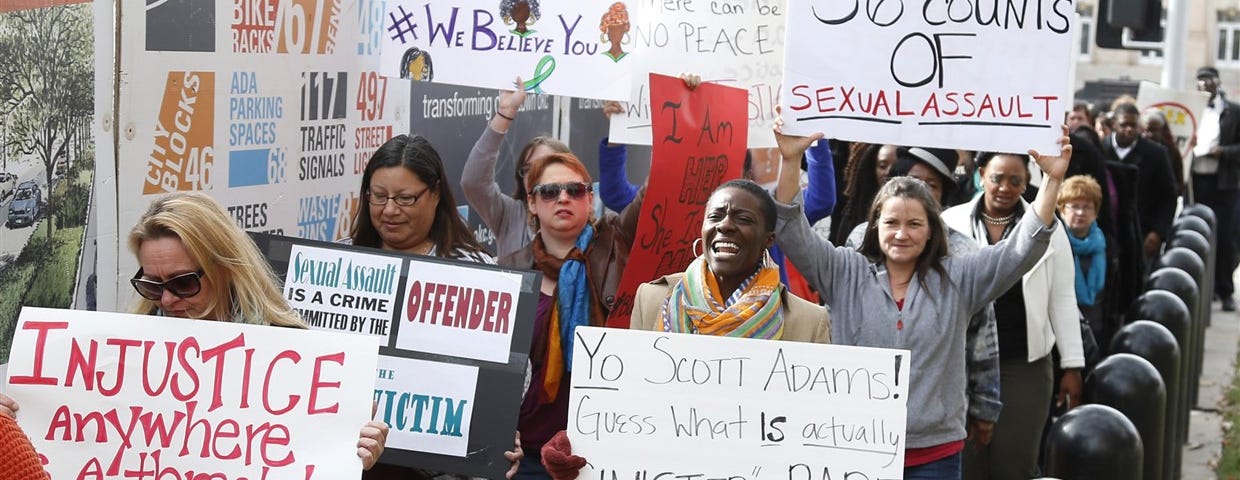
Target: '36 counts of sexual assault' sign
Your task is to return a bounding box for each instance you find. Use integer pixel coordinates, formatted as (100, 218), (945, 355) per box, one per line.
(779, 0), (1075, 154)
(4, 307), (380, 479)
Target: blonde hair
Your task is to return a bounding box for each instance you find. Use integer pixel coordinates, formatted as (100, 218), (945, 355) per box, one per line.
(1057, 175), (1103, 211)
(128, 192), (306, 329)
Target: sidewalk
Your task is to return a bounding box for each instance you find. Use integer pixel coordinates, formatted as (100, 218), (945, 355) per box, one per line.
(1182, 283), (1240, 479)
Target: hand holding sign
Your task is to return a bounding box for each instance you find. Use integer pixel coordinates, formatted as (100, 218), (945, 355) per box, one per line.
(1028, 125), (1073, 183)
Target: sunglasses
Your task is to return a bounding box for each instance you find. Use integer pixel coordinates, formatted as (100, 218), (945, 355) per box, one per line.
(531, 182), (591, 202)
(131, 268), (205, 301)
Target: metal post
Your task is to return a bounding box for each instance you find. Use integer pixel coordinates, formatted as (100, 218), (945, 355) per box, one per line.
(1162, 0), (1190, 90)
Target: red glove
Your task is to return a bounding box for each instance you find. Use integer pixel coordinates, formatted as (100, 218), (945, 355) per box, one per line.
(540, 430), (587, 480)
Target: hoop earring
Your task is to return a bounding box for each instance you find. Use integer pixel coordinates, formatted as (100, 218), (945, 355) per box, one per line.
(692, 238), (704, 257)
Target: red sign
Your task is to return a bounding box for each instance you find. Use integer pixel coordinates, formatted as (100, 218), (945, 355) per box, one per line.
(606, 74), (748, 327)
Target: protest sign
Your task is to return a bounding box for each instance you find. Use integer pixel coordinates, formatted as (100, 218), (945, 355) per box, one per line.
(1137, 81), (1209, 179)
(607, 0), (785, 147)
(4, 307), (380, 479)
(378, 0), (636, 101)
(284, 245), (403, 342)
(568, 327), (910, 479)
(779, 0), (1075, 154)
(605, 73), (747, 327)
(251, 233), (537, 477)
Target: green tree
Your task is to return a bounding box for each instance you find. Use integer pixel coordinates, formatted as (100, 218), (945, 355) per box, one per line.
(0, 5), (93, 241)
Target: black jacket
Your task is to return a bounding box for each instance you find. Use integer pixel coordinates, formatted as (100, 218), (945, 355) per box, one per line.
(1209, 97), (1240, 190)
(1101, 135), (1178, 240)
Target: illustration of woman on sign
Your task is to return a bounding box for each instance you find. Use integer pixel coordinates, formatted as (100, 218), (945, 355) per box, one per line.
(500, 0), (541, 37)
(599, 2), (630, 63)
(399, 47), (433, 81)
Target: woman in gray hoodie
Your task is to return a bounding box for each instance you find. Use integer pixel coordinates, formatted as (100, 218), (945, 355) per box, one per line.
(770, 124), (1072, 480)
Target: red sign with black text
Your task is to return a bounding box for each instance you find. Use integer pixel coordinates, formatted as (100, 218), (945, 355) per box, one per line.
(606, 74), (748, 327)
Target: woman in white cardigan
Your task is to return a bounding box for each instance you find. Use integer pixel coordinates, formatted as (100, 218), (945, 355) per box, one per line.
(941, 151), (1083, 480)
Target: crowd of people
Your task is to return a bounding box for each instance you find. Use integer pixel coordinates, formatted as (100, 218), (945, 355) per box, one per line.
(2, 66), (1237, 480)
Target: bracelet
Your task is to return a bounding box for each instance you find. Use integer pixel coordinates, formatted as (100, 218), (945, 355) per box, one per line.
(496, 111), (515, 121)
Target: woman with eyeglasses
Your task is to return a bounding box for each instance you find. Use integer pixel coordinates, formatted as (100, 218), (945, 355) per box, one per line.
(941, 152), (1084, 480)
(351, 134), (493, 263)
(498, 151), (638, 480)
(461, 77), (571, 258)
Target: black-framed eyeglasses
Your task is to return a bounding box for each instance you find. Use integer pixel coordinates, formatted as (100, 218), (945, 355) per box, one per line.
(531, 182), (591, 202)
(367, 184), (433, 207)
(131, 268), (205, 301)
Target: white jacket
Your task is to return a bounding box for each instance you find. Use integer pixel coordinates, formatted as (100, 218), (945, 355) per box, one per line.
(942, 197), (1084, 368)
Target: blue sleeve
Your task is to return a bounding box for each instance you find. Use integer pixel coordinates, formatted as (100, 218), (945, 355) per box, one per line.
(803, 140), (837, 224)
(768, 244), (790, 287)
(597, 137), (638, 212)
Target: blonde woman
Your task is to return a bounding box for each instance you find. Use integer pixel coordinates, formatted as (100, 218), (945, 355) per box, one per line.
(126, 192), (388, 469)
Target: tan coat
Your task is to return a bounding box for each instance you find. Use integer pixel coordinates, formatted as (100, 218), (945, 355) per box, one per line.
(630, 273), (830, 343)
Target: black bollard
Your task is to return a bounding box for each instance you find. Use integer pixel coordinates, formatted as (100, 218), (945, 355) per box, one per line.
(1169, 229), (1213, 325)
(1181, 203), (1217, 233)
(1045, 404), (1143, 480)
(1159, 248), (1209, 414)
(1147, 267), (1203, 413)
(1129, 290), (1192, 449)
(1085, 354), (1166, 480)
(1173, 215), (1216, 325)
(1112, 321), (1182, 480)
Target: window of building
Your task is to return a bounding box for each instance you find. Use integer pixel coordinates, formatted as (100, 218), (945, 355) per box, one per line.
(1078, 5), (1093, 60)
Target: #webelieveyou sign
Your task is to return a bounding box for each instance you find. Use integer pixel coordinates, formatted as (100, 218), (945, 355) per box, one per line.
(378, 0), (637, 100)
(569, 327), (910, 479)
(4, 307), (381, 479)
(252, 233), (538, 478)
(780, 0), (1075, 154)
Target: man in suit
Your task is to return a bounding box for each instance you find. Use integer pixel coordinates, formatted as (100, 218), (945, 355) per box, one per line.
(1193, 66), (1240, 311)
(1100, 102), (1179, 264)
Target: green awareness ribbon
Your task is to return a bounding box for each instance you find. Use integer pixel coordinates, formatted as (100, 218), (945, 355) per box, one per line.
(522, 55), (557, 94)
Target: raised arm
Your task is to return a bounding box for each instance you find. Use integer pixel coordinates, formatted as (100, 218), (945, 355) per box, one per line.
(957, 127), (1073, 311)
(597, 101), (637, 211)
(803, 140), (837, 224)
(461, 77), (527, 236)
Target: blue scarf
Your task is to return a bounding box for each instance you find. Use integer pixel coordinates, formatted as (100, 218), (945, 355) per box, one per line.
(558, 224), (595, 371)
(1066, 221), (1106, 305)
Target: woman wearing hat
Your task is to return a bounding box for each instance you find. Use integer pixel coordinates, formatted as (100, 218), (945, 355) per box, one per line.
(942, 152), (1084, 479)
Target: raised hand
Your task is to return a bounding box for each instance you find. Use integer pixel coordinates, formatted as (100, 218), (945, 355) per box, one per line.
(773, 106), (824, 164)
(602, 101), (624, 117)
(679, 72), (702, 90)
(498, 76), (528, 119)
(1028, 125), (1072, 182)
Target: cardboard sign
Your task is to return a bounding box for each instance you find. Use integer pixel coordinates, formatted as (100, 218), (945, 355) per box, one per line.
(1137, 81), (1209, 179)
(252, 233), (538, 478)
(378, 0), (636, 101)
(779, 0), (1075, 154)
(605, 73), (747, 327)
(568, 327), (910, 479)
(607, 0), (785, 147)
(4, 307), (380, 479)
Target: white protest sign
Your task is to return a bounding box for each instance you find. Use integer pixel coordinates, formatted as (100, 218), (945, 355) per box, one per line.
(779, 0), (1075, 154)
(284, 244), (404, 342)
(396, 260), (524, 364)
(607, 0), (785, 147)
(1137, 81), (1209, 178)
(4, 307), (380, 479)
(372, 355), (479, 457)
(568, 327), (910, 480)
(378, 0), (636, 101)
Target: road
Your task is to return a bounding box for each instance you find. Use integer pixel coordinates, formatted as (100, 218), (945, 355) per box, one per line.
(0, 157), (49, 269)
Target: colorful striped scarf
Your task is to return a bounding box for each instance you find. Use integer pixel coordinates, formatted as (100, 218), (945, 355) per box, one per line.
(660, 255), (784, 339)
